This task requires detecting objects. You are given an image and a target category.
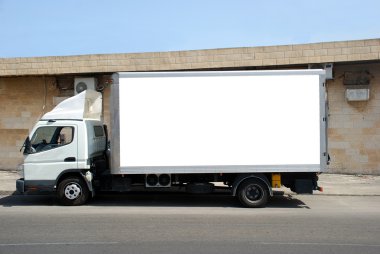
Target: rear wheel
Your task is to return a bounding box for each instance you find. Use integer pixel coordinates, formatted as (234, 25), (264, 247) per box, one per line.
(57, 176), (89, 206)
(237, 178), (269, 208)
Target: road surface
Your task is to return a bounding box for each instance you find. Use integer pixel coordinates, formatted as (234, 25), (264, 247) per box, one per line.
(0, 192), (379, 254)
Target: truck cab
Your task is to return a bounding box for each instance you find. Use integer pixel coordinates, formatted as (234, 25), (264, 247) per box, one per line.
(17, 90), (106, 205)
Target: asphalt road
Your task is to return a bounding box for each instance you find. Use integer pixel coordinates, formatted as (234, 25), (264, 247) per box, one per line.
(0, 192), (379, 254)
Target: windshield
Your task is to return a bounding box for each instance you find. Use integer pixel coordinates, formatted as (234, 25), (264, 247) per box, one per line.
(28, 126), (74, 153)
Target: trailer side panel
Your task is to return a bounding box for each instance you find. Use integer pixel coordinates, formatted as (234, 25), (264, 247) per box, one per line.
(111, 70), (327, 174)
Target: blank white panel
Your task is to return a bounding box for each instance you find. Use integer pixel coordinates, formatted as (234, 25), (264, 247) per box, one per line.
(118, 74), (321, 167)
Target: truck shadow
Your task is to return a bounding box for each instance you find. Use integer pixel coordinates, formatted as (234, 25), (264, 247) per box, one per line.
(92, 192), (310, 209)
(0, 191), (310, 209)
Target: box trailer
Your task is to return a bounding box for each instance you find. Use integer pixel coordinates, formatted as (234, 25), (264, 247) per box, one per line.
(17, 70), (327, 207)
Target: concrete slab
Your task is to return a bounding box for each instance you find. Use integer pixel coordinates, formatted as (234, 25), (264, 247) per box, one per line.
(0, 170), (19, 195)
(316, 173), (380, 196)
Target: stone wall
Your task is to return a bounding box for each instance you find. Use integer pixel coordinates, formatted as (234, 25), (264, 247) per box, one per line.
(327, 63), (380, 174)
(0, 39), (379, 76)
(0, 77), (59, 169)
(1, 38), (380, 174)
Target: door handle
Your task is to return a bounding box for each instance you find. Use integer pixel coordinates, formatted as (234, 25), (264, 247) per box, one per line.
(64, 157), (76, 162)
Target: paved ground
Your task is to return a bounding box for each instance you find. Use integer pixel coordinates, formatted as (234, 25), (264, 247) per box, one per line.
(0, 193), (379, 254)
(0, 170), (19, 195)
(1, 170), (380, 254)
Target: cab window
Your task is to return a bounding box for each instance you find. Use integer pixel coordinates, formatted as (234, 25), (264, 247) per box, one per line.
(30, 126), (74, 153)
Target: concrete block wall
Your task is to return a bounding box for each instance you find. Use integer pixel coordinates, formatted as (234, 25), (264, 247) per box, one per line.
(0, 77), (59, 169)
(1, 38), (380, 173)
(1, 64), (380, 174)
(327, 63), (380, 174)
(0, 39), (379, 76)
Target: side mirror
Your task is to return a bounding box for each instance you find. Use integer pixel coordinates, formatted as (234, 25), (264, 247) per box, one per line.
(23, 137), (32, 154)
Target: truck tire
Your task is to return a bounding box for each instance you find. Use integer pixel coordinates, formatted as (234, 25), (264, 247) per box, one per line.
(237, 178), (269, 208)
(57, 176), (89, 206)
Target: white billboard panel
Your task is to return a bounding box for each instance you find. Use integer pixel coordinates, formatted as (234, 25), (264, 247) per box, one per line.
(114, 70), (326, 173)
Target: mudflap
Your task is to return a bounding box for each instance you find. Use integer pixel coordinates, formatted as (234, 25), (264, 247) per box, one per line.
(294, 179), (314, 194)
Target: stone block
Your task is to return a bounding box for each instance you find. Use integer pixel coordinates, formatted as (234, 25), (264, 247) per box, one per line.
(263, 45), (292, 52)
(346, 40), (365, 47)
(352, 47), (371, 54)
(154, 57), (176, 65)
(314, 49), (328, 56)
(268, 52), (285, 59)
(191, 62), (214, 69)
(346, 54), (362, 61)
(327, 48), (342, 55)
(175, 56), (195, 64)
(241, 53), (255, 60)
(364, 39), (380, 46)
(262, 59), (276, 65)
(322, 42), (336, 49)
(334, 41), (349, 48)
(253, 52), (266, 60)
(213, 54), (241, 62)
(276, 58), (290, 65)
(320, 56), (335, 62)
(308, 56), (321, 63)
(360, 53), (379, 60)
(334, 55), (348, 62)
(370, 46), (380, 52)
(160, 51), (180, 58)
(238, 59), (263, 66)
(303, 49), (315, 57)
(289, 57), (308, 64)
(246, 47), (265, 53)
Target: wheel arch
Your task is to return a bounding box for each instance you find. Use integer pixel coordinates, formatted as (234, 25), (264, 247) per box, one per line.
(56, 169), (93, 193)
(232, 173), (273, 197)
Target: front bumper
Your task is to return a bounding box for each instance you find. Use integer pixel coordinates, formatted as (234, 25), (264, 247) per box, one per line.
(16, 179), (25, 193)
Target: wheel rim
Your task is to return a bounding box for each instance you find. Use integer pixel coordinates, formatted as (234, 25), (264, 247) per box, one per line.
(245, 184), (263, 202)
(64, 183), (82, 200)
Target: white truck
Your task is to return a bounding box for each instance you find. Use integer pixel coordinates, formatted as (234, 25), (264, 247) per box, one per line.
(17, 70), (328, 207)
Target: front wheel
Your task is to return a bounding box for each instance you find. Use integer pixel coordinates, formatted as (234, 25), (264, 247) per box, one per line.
(57, 176), (89, 206)
(237, 178), (269, 208)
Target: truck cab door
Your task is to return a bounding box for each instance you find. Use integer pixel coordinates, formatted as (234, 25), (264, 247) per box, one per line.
(23, 123), (78, 192)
